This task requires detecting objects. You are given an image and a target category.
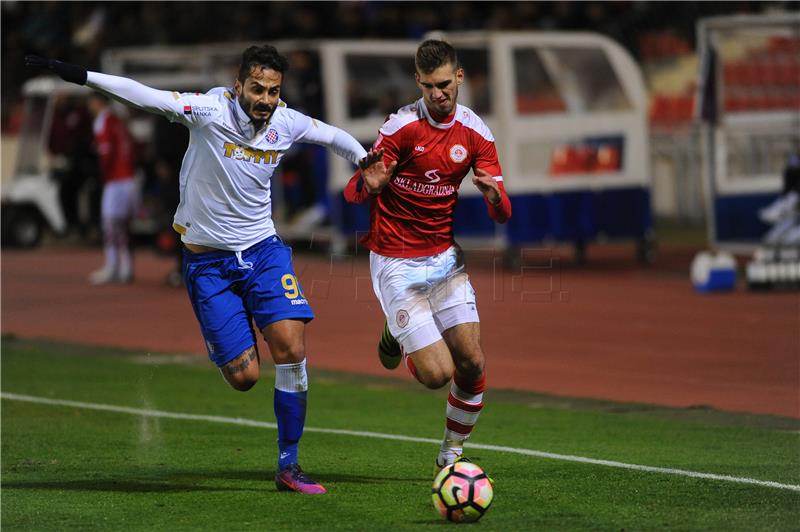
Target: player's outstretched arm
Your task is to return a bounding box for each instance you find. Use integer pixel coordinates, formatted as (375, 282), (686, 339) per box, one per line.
(25, 54), (218, 126)
(473, 168), (512, 223)
(291, 113), (369, 166)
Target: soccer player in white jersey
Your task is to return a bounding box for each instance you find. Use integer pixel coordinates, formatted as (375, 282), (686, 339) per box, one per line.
(344, 40), (512, 475)
(26, 46), (391, 494)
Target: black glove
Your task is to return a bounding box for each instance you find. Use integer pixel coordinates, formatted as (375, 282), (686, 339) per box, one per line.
(24, 55), (87, 85)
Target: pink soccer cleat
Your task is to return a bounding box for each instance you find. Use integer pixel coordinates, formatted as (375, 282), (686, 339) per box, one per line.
(275, 464), (327, 494)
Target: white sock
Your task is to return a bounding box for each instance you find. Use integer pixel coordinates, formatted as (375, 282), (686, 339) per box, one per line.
(116, 220), (132, 278)
(274, 359), (308, 392)
(437, 381), (484, 466)
(101, 218), (118, 274)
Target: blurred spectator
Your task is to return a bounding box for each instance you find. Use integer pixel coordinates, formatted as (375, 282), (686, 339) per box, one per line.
(280, 146), (319, 222)
(6, 1), (785, 111)
(331, 3), (364, 38)
(86, 93), (139, 285)
(4, 0), (791, 247)
(21, 2), (69, 56)
(147, 118), (189, 287)
(282, 50), (324, 117)
(278, 49), (329, 233)
(47, 94), (97, 236)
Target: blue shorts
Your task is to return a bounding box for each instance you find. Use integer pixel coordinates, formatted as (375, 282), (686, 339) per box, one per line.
(182, 235), (314, 367)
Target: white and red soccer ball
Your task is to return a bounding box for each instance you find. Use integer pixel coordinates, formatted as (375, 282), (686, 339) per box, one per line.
(431, 461), (494, 523)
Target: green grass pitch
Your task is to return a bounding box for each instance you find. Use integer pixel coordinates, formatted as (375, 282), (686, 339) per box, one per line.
(2, 338), (799, 530)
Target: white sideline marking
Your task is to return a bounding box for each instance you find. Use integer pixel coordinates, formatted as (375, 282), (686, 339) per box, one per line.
(3, 392), (799, 493)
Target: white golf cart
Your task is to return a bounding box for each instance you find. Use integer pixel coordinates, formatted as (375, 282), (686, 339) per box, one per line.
(2, 72), (207, 248)
(2, 76), (85, 247)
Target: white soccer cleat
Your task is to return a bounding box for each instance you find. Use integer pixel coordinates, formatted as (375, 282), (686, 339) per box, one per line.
(116, 265), (134, 284)
(433, 452), (463, 478)
(88, 267), (116, 286)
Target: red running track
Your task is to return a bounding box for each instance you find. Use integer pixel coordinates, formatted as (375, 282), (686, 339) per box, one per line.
(2, 246), (798, 418)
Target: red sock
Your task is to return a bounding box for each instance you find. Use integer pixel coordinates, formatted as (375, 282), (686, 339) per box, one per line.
(453, 370), (486, 395)
(440, 371), (486, 464)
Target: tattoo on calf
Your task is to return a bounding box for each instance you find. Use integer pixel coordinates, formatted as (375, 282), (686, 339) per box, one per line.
(224, 348), (258, 375)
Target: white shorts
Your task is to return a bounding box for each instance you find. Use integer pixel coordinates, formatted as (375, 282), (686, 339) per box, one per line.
(101, 178), (138, 221)
(370, 246), (479, 354)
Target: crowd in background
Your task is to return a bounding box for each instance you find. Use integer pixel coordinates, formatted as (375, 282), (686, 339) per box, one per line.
(1, 1), (794, 264)
(2, 0), (789, 129)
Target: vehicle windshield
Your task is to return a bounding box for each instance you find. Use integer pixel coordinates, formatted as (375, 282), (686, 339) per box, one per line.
(14, 95), (49, 176)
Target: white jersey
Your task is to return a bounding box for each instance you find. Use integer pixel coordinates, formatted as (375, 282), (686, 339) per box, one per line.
(86, 72), (367, 251)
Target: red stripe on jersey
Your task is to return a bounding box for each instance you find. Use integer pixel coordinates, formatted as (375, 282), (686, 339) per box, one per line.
(446, 418), (475, 435)
(448, 393), (483, 413)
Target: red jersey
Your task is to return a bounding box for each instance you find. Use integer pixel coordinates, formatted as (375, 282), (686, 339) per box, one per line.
(344, 99), (511, 258)
(93, 109), (136, 183)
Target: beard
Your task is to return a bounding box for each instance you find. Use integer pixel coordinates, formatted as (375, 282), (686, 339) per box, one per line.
(239, 93), (274, 126)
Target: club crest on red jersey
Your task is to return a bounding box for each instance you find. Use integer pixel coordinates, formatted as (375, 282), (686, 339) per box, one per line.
(449, 144), (468, 163)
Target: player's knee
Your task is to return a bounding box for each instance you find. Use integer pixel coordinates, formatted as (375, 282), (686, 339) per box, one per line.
(226, 373), (259, 392)
(221, 347), (260, 391)
(454, 352), (484, 380)
(272, 340), (306, 365)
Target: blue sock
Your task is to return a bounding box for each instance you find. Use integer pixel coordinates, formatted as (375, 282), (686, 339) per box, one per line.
(274, 389), (307, 469)
(274, 360), (308, 470)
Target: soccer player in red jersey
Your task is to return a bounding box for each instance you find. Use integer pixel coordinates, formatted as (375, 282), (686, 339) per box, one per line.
(87, 92), (139, 285)
(344, 40), (511, 473)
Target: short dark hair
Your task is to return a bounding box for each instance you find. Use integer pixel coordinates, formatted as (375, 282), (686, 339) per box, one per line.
(238, 45), (289, 82)
(415, 39), (458, 74)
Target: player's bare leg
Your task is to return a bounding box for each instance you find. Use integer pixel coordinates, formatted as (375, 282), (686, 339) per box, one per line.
(435, 322), (486, 472)
(442, 322), (484, 381)
(406, 340), (455, 390)
(220, 345), (260, 391)
(262, 318), (326, 494)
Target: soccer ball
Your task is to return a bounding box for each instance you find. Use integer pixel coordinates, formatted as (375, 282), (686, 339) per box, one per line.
(431, 461), (494, 522)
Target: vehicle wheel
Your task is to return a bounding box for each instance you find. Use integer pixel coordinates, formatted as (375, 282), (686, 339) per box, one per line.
(6, 207), (44, 248)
